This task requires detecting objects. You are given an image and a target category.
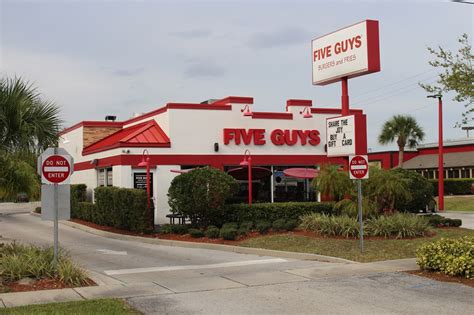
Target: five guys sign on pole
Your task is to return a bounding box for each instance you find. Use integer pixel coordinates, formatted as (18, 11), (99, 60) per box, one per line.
(312, 20), (379, 254)
(38, 147), (73, 265)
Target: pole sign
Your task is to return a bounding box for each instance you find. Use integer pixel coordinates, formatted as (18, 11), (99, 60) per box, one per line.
(41, 155), (72, 185)
(326, 115), (355, 157)
(349, 155), (369, 180)
(311, 20), (380, 86)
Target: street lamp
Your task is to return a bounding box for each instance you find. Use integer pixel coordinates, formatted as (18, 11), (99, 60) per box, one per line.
(427, 94), (444, 211)
(138, 149), (151, 210)
(240, 149), (252, 205)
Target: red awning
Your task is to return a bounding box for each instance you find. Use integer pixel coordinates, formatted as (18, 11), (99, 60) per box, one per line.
(227, 167), (272, 180)
(283, 168), (319, 179)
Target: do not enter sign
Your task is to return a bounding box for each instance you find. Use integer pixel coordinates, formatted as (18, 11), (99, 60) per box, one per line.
(41, 155), (72, 184)
(349, 155), (369, 180)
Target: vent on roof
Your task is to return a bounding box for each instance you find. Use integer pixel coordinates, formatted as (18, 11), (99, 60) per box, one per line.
(105, 115), (117, 121)
(200, 99), (218, 104)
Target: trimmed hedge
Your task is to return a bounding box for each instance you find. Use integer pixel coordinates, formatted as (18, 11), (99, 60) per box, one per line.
(221, 202), (335, 225)
(430, 179), (474, 196)
(70, 186), (150, 233)
(417, 236), (473, 278)
(426, 214), (462, 228)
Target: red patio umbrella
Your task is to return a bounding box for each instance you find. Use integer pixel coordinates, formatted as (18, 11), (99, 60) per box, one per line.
(227, 167), (272, 180)
(283, 168), (319, 179)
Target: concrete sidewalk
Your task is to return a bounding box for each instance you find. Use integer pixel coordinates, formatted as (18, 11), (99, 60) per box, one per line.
(440, 212), (474, 229)
(0, 258), (419, 309)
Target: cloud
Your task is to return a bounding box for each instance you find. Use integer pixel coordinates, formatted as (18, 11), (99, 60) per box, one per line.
(248, 27), (312, 49)
(112, 67), (144, 77)
(169, 29), (212, 39)
(184, 61), (226, 78)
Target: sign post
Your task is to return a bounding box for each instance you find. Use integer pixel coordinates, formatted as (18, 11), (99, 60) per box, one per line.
(349, 155), (369, 253)
(38, 148), (73, 266)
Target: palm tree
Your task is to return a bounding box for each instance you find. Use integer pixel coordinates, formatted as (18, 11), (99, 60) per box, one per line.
(312, 164), (353, 202)
(0, 77), (61, 153)
(0, 77), (61, 200)
(378, 115), (425, 167)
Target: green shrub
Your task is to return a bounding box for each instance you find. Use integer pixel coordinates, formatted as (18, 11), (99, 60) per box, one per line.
(239, 221), (254, 231)
(426, 214), (463, 228)
(256, 220), (271, 234)
(170, 224), (189, 235)
(272, 219), (286, 231)
(0, 243), (88, 286)
(221, 202), (335, 225)
(334, 198), (378, 219)
(220, 227), (238, 240)
(70, 185), (150, 233)
(284, 219), (299, 231)
(430, 179), (474, 195)
(393, 169), (434, 213)
(168, 167), (239, 226)
(57, 260), (88, 286)
(159, 224), (173, 234)
(34, 206), (41, 213)
(417, 236), (473, 278)
(222, 222), (239, 230)
(365, 213), (432, 238)
(205, 226), (220, 239)
(299, 213), (359, 238)
(188, 228), (205, 238)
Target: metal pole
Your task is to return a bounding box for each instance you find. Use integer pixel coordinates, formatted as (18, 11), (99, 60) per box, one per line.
(341, 77), (349, 116)
(53, 148), (59, 266)
(248, 156), (252, 205)
(270, 165), (274, 203)
(438, 97), (444, 211)
(357, 179), (364, 253)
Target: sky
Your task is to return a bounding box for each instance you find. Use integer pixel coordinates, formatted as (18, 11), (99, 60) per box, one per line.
(0, 0), (473, 151)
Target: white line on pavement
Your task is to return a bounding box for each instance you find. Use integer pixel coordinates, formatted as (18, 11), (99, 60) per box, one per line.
(104, 258), (288, 276)
(96, 249), (128, 255)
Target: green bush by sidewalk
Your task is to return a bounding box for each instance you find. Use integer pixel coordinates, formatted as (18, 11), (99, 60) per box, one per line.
(70, 185), (151, 233)
(222, 201), (335, 225)
(430, 179), (474, 196)
(417, 236), (473, 278)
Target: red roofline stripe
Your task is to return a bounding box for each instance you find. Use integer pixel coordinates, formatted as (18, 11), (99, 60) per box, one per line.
(212, 96), (254, 105)
(286, 99), (313, 107)
(251, 112), (293, 120)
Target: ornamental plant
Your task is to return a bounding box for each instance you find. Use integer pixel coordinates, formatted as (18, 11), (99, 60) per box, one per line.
(417, 236), (473, 278)
(168, 167), (239, 226)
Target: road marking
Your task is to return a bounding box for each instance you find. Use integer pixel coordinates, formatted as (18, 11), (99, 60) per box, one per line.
(104, 258), (288, 276)
(96, 249), (128, 255)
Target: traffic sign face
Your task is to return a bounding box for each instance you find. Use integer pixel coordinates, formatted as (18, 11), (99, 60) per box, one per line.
(41, 155), (72, 184)
(349, 155), (369, 179)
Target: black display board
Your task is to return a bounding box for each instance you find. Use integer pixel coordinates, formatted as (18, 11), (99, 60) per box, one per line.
(133, 173), (153, 196)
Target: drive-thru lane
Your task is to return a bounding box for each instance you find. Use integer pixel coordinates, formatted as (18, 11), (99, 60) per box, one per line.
(1, 213), (473, 314)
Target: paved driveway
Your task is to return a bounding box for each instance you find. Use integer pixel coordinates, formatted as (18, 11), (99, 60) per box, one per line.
(1, 213), (472, 314)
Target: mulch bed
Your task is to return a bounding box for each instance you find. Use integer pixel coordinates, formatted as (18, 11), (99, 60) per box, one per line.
(1, 278), (96, 293)
(70, 219), (442, 243)
(406, 270), (474, 287)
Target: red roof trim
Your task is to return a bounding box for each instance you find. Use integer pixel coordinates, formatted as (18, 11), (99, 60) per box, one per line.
(213, 96), (254, 105)
(310, 108), (363, 114)
(167, 103), (232, 110)
(251, 112), (293, 120)
(82, 142), (171, 155)
(286, 99), (313, 107)
(59, 121), (123, 136)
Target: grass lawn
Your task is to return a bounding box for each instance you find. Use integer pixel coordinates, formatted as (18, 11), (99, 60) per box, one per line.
(0, 298), (140, 315)
(240, 228), (474, 263)
(436, 195), (474, 211)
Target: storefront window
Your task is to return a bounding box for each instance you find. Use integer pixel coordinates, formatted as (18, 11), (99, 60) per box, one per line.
(460, 168), (470, 178)
(98, 168), (113, 187)
(273, 166), (316, 202)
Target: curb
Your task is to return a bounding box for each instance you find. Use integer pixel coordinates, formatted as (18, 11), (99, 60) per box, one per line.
(59, 219), (356, 264)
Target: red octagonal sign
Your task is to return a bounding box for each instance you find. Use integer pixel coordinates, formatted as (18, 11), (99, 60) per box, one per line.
(42, 155), (71, 184)
(349, 155), (369, 180)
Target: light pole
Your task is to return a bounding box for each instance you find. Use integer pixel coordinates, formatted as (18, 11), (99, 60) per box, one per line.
(428, 94), (444, 211)
(138, 149), (151, 210)
(240, 149), (252, 205)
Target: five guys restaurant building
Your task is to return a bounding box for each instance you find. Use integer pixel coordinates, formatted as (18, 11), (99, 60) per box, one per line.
(59, 96), (368, 224)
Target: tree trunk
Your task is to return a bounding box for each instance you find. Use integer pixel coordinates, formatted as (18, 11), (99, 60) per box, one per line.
(398, 146), (405, 168)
